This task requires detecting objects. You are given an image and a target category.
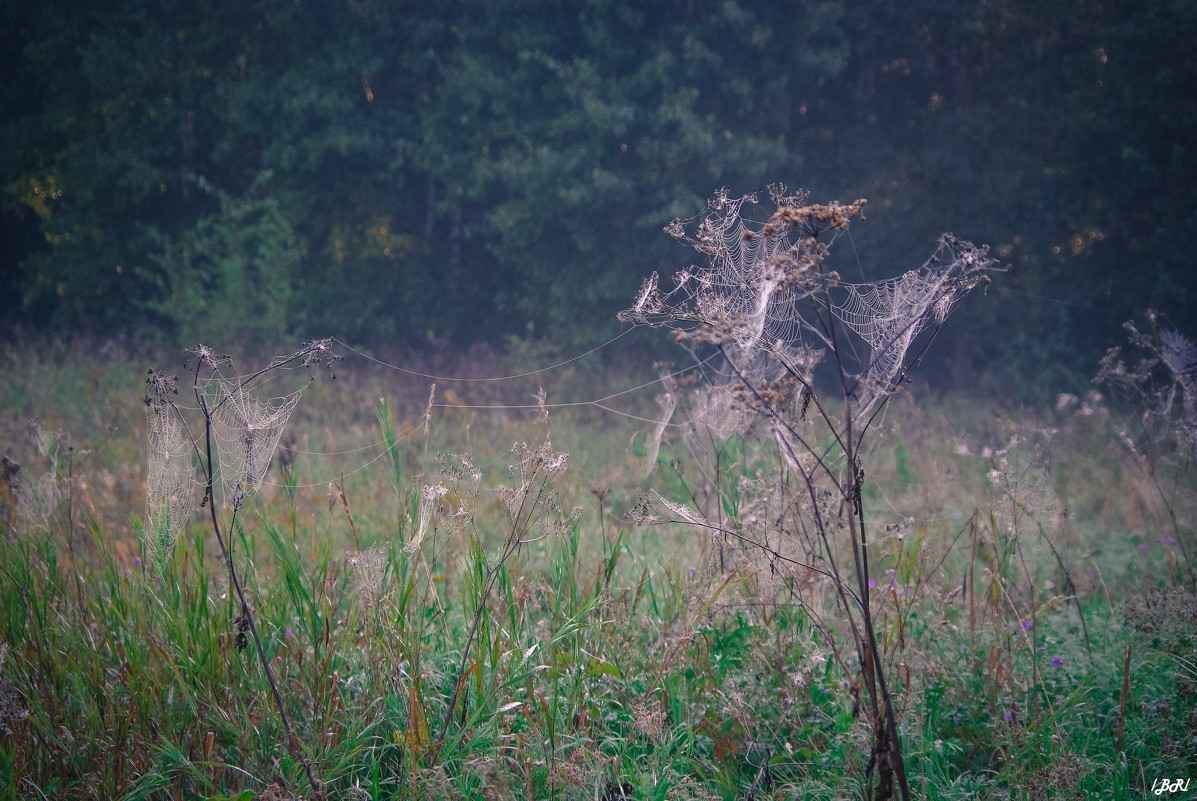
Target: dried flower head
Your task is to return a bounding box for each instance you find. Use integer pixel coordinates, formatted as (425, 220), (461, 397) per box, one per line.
(632, 700), (666, 738)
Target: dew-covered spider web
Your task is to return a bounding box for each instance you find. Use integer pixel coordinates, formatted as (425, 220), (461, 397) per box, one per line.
(1098, 317), (1197, 462)
(146, 402), (197, 556)
(622, 186), (838, 387)
(832, 233), (999, 416)
(143, 341), (336, 566)
(205, 384), (301, 507)
(620, 185), (1001, 422)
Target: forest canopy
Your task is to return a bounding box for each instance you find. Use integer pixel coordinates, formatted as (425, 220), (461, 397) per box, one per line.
(2, 0), (1194, 398)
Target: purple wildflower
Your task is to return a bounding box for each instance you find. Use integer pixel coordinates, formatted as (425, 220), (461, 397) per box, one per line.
(1021, 619), (1032, 632)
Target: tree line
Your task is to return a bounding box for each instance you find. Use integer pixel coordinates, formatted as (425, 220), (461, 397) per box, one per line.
(2, 0), (1193, 396)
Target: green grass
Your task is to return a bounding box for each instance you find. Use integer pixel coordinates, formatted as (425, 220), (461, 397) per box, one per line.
(0, 345), (1194, 800)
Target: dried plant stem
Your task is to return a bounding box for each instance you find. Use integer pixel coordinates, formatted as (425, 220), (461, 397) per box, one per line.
(336, 476), (360, 551)
(1116, 644), (1131, 755)
(969, 508), (980, 653)
(146, 342), (337, 798)
(1032, 516), (1092, 654)
(432, 463), (556, 763)
(818, 274), (910, 801)
(995, 577), (1056, 723)
(848, 437), (910, 801)
(620, 189), (1000, 801)
(195, 391), (322, 798)
(421, 383), (436, 481)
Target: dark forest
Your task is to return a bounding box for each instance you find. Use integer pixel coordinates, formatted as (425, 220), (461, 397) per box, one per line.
(3, 0), (1194, 396)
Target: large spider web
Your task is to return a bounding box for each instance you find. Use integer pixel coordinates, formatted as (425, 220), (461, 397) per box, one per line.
(832, 234), (997, 416)
(623, 186), (831, 386)
(205, 384), (301, 507)
(621, 186), (1000, 421)
(146, 403), (197, 554)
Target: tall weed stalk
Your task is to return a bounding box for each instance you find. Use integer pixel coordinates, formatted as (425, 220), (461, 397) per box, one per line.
(431, 437), (576, 762)
(1097, 311), (1197, 585)
(621, 187), (1002, 800)
(143, 340), (339, 797)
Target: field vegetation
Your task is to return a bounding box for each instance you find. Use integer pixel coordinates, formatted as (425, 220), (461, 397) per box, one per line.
(4, 2), (1196, 797)
(0, 305), (1193, 800)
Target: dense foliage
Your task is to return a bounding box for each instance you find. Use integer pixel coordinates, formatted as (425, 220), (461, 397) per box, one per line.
(3, 0), (1195, 395)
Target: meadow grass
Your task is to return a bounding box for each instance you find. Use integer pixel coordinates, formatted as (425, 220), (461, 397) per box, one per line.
(0, 343), (1194, 800)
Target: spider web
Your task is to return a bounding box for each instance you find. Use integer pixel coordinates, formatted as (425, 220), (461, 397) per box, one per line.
(146, 403), (197, 554)
(832, 234), (997, 417)
(624, 186), (829, 386)
(1161, 329), (1197, 381)
(621, 187), (1000, 421)
(1099, 320), (1197, 462)
(205, 383), (301, 506)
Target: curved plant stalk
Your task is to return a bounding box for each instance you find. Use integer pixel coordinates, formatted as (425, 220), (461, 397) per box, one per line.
(145, 340), (338, 798)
